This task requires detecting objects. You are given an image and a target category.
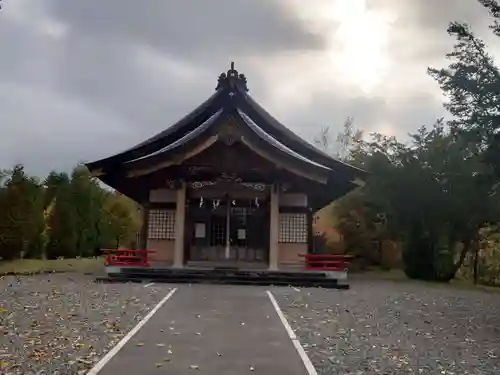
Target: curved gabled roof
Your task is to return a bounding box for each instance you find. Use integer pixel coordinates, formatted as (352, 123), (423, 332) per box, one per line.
(236, 109), (330, 171)
(86, 63), (365, 179)
(122, 107), (333, 183)
(85, 91), (223, 170)
(239, 91), (364, 175)
(126, 109), (223, 164)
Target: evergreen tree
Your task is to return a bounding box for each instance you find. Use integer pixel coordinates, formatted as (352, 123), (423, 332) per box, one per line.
(0, 165), (44, 260)
(426, 0), (500, 281)
(70, 166), (102, 257)
(104, 193), (137, 248)
(428, 1), (500, 180)
(44, 171), (70, 209)
(319, 117), (499, 281)
(0, 164), (142, 260)
(45, 173), (76, 259)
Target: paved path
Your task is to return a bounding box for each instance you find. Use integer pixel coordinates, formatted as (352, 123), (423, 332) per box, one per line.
(93, 285), (311, 375)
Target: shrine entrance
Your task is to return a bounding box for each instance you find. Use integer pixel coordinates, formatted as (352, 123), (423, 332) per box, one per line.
(185, 187), (270, 266)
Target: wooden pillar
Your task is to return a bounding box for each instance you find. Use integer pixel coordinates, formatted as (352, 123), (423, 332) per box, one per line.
(269, 184), (279, 271)
(225, 196), (231, 259)
(173, 181), (186, 268)
(307, 207), (314, 254)
(140, 205), (149, 250)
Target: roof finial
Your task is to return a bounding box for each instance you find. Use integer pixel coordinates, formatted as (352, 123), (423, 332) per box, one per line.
(215, 62), (249, 92)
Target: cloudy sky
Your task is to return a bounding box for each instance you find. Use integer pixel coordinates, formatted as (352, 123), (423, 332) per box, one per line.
(0, 0), (498, 176)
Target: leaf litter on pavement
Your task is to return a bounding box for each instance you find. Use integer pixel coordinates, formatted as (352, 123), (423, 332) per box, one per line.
(0, 273), (164, 375)
(272, 279), (500, 375)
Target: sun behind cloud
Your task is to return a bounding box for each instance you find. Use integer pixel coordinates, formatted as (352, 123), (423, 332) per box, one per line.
(329, 0), (395, 93)
(286, 0), (396, 94)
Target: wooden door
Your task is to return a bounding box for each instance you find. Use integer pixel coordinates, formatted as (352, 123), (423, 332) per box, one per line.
(228, 198), (269, 262)
(187, 197), (228, 261)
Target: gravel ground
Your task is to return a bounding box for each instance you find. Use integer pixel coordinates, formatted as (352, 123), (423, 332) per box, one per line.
(0, 274), (167, 375)
(272, 278), (500, 375)
(1, 274), (499, 375)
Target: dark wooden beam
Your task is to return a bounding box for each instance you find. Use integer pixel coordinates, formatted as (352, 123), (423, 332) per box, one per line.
(307, 207), (313, 254)
(278, 206), (308, 213)
(140, 206), (149, 250)
(149, 202), (177, 210)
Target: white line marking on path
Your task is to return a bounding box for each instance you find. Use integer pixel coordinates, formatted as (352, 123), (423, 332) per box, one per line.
(143, 282), (155, 288)
(87, 288), (177, 375)
(266, 290), (318, 375)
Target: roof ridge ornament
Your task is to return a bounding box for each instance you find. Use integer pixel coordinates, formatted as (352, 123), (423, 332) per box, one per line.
(215, 61), (249, 92)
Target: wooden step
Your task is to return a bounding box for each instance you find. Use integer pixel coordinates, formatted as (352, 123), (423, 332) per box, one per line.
(98, 266), (349, 289)
(95, 276), (349, 289)
(120, 268), (330, 280)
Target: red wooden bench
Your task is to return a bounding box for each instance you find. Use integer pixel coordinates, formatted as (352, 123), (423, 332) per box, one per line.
(299, 254), (354, 271)
(102, 249), (156, 267)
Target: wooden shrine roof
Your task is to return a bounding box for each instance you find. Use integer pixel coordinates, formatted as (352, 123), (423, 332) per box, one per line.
(84, 63), (365, 208)
(86, 63), (364, 175)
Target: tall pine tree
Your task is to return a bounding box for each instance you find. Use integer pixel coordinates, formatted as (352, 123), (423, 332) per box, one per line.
(0, 165), (44, 260)
(428, 1), (500, 181)
(45, 173), (76, 259)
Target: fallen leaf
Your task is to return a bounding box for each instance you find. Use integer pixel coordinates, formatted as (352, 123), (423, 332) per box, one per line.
(77, 358), (93, 366)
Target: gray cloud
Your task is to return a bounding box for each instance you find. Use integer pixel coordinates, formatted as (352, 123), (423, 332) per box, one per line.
(380, 0), (497, 62)
(47, 0), (325, 59)
(282, 92), (445, 144)
(0, 82), (132, 175)
(0, 0), (496, 176)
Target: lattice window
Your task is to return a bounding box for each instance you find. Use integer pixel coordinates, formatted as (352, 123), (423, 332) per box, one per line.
(148, 209), (176, 240)
(279, 213), (307, 243)
(209, 219), (226, 246)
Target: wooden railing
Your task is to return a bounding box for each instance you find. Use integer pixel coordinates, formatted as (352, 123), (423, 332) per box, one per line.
(299, 254), (354, 271)
(102, 249), (156, 267)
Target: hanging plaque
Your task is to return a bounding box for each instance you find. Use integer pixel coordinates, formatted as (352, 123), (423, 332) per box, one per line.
(195, 223), (206, 238)
(237, 228), (246, 240)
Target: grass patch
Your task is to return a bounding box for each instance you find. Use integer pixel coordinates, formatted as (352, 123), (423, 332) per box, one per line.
(0, 257), (105, 276)
(448, 278), (500, 293)
(362, 267), (500, 294)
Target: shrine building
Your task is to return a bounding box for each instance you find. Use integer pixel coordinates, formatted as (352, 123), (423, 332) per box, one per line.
(85, 63), (364, 271)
